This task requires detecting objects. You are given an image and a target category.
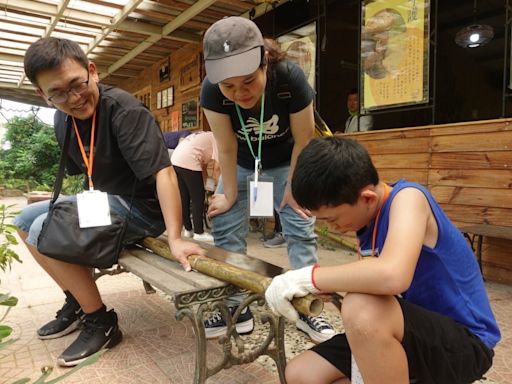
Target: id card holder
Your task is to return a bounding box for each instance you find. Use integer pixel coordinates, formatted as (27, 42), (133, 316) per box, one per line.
(76, 190), (112, 228)
(247, 174), (274, 218)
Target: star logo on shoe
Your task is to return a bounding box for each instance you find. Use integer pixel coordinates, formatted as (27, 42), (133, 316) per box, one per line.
(104, 326), (114, 337)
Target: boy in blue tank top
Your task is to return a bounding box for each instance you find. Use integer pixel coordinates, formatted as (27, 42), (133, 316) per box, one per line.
(265, 137), (500, 384)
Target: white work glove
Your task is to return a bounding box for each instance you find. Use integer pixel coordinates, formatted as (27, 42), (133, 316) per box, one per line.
(265, 265), (320, 322)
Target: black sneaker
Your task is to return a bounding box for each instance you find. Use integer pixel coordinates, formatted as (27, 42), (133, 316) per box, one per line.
(204, 306), (254, 339)
(57, 309), (123, 367)
(296, 313), (336, 343)
(37, 297), (83, 340)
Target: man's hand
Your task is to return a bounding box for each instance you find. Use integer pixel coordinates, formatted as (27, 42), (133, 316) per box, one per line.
(265, 265), (320, 322)
(169, 238), (204, 272)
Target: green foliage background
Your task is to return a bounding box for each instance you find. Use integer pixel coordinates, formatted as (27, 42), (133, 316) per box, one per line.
(0, 116), (59, 191)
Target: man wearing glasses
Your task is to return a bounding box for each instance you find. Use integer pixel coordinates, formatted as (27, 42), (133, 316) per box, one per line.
(13, 37), (203, 366)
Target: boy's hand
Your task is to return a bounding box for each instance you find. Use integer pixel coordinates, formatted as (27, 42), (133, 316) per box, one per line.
(265, 265), (320, 322)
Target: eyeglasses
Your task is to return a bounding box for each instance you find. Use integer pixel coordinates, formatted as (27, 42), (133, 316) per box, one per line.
(47, 72), (90, 104)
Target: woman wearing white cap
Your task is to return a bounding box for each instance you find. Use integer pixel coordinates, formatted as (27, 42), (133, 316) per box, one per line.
(200, 16), (335, 343)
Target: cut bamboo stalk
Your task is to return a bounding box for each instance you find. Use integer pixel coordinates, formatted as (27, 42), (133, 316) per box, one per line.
(141, 237), (323, 317)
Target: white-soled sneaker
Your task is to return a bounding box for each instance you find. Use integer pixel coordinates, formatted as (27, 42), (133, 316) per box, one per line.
(193, 232), (214, 242)
(183, 229), (194, 238)
(296, 313), (336, 343)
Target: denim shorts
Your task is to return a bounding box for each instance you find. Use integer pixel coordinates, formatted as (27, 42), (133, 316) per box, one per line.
(13, 194), (165, 248)
(311, 297), (494, 384)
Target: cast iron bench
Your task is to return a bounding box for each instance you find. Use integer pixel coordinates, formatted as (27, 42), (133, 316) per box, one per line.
(94, 243), (287, 384)
(460, 224), (512, 274)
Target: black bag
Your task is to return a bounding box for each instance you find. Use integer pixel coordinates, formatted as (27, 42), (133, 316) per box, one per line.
(37, 122), (135, 268)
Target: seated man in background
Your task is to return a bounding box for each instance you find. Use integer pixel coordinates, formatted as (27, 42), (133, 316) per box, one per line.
(343, 88), (373, 133)
(13, 37), (202, 367)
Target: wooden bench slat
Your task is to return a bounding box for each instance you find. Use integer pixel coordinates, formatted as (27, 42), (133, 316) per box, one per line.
(129, 248), (226, 288)
(119, 253), (199, 294)
(460, 224), (512, 240)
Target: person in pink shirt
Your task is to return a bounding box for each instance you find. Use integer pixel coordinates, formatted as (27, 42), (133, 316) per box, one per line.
(171, 131), (220, 242)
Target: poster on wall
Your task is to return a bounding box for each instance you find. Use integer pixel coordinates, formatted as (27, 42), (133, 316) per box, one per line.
(181, 99), (198, 130)
(277, 22), (316, 90)
(171, 110), (179, 131)
(361, 0), (430, 112)
(162, 88), (168, 108)
(156, 91), (162, 109)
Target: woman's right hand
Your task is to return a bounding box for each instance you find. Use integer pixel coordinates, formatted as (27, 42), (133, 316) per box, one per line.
(207, 193), (233, 218)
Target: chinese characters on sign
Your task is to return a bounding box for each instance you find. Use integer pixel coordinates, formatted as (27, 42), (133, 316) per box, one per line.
(361, 0), (430, 111)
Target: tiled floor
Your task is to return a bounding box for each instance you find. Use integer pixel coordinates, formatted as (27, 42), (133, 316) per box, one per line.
(1, 196), (511, 383)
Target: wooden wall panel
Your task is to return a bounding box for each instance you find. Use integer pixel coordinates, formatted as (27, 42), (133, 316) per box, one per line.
(371, 153), (430, 169)
(359, 137), (431, 154)
(431, 131), (512, 153)
(430, 186), (512, 208)
(429, 169), (512, 189)
(440, 205), (512, 227)
(431, 152), (512, 169)
(378, 169), (429, 185)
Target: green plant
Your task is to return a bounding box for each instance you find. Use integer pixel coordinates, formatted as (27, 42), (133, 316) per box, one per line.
(0, 116), (59, 191)
(0, 204), (21, 275)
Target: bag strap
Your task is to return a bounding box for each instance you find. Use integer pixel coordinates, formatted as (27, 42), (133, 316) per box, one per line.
(50, 122), (138, 217)
(50, 124), (72, 205)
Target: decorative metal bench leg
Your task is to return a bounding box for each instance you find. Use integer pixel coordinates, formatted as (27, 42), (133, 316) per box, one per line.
(174, 287), (288, 384)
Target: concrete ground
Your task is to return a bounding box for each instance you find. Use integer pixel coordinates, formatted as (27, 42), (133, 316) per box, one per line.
(0, 196), (510, 383)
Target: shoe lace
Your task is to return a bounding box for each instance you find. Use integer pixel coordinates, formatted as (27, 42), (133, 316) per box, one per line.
(204, 310), (223, 326)
(308, 315), (333, 331)
(55, 299), (77, 319)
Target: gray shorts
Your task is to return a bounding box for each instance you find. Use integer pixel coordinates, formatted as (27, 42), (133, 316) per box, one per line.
(13, 194), (165, 248)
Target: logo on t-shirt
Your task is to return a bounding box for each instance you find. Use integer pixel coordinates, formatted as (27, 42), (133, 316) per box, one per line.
(236, 114), (289, 141)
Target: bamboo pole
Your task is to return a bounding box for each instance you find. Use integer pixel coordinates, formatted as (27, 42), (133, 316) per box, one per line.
(141, 237), (323, 317)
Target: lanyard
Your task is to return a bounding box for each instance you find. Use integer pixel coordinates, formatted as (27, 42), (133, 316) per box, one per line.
(371, 183), (390, 257)
(72, 111), (96, 190)
(235, 93), (265, 165)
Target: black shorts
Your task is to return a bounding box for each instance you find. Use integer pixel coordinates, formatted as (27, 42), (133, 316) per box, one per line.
(311, 298), (494, 384)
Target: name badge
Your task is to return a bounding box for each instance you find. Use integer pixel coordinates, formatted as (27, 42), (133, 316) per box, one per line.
(248, 179), (273, 217)
(76, 190), (112, 228)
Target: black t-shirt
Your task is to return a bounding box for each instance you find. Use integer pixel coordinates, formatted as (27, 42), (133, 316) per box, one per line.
(54, 84), (171, 216)
(200, 60), (315, 170)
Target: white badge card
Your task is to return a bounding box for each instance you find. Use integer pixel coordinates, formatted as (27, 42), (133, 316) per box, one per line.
(248, 175), (274, 218)
(76, 190), (112, 228)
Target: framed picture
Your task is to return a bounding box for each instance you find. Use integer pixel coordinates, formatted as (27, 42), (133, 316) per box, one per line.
(156, 91), (162, 109)
(179, 55), (201, 91)
(159, 58), (170, 82)
(181, 99), (198, 130)
(162, 88), (168, 108)
(166, 86), (174, 107)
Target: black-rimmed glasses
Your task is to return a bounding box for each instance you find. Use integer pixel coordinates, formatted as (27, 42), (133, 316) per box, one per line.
(47, 72), (90, 104)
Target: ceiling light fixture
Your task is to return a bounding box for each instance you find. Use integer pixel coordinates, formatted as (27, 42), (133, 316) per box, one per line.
(454, 0), (494, 48)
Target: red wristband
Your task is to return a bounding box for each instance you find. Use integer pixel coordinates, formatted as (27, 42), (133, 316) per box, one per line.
(311, 263), (320, 291)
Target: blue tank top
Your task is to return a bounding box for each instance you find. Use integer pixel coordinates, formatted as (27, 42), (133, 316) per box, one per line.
(357, 179), (500, 349)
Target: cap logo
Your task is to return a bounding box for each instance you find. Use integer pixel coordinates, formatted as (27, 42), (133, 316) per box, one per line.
(223, 40), (231, 53)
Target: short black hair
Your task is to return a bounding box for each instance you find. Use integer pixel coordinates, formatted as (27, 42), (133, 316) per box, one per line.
(348, 88), (358, 96)
(292, 137), (379, 210)
(24, 37), (89, 85)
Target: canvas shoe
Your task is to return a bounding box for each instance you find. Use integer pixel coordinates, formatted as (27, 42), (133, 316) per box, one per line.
(37, 297), (83, 340)
(296, 313), (336, 343)
(203, 306), (254, 339)
(57, 308), (123, 367)
(193, 232), (214, 242)
(183, 229), (194, 238)
(263, 232), (286, 248)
